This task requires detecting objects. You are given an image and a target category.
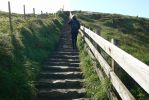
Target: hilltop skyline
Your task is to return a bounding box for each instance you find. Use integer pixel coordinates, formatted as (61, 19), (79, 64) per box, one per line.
(0, 0), (148, 18)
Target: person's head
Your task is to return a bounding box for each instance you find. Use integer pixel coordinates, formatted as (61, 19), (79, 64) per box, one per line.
(72, 15), (77, 20)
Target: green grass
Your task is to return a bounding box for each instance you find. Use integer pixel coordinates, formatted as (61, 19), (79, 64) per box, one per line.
(77, 34), (110, 100)
(0, 12), (66, 100)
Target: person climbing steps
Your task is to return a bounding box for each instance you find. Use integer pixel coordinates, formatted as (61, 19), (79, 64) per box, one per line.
(68, 15), (80, 50)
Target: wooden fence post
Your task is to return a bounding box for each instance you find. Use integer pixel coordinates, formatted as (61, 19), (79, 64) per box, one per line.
(46, 12), (48, 16)
(41, 10), (43, 15)
(23, 4), (26, 19)
(33, 8), (35, 17)
(93, 29), (100, 73)
(111, 39), (120, 72)
(110, 38), (120, 100)
(88, 27), (92, 41)
(55, 13), (57, 19)
(8, 1), (13, 33)
(40, 10), (43, 18)
(95, 29), (101, 52)
(95, 29), (100, 37)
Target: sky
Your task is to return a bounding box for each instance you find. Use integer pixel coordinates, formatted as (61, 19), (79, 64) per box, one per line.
(0, 0), (149, 18)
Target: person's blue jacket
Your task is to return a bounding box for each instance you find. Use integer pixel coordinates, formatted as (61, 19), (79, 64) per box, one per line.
(68, 16), (80, 33)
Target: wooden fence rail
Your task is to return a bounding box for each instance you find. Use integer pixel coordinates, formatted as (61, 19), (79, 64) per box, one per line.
(79, 25), (149, 99)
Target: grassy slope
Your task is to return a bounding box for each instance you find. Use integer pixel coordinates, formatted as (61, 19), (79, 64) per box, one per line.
(75, 11), (149, 65)
(0, 12), (66, 100)
(75, 11), (149, 99)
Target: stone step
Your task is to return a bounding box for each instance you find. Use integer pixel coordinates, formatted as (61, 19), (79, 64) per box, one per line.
(51, 55), (79, 58)
(37, 79), (84, 89)
(51, 54), (79, 57)
(58, 41), (72, 43)
(42, 66), (81, 72)
(59, 38), (71, 40)
(36, 98), (89, 100)
(37, 26), (86, 99)
(44, 62), (80, 67)
(57, 47), (73, 50)
(57, 45), (72, 47)
(56, 46), (72, 49)
(46, 60), (80, 63)
(59, 39), (72, 41)
(58, 43), (72, 45)
(50, 55), (79, 60)
(39, 72), (83, 79)
(55, 49), (79, 52)
(57, 50), (79, 52)
(46, 58), (79, 62)
(53, 51), (79, 54)
(37, 88), (86, 99)
(52, 52), (79, 56)
(73, 98), (90, 100)
(59, 40), (72, 42)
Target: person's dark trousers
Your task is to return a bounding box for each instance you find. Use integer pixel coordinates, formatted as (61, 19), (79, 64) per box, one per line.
(71, 30), (78, 49)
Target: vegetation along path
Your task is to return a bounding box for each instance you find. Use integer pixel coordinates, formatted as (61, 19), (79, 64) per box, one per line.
(36, 23), (86, 100)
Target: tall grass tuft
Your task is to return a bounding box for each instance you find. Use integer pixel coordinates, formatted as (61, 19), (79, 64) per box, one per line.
(77, 35), (110, 99)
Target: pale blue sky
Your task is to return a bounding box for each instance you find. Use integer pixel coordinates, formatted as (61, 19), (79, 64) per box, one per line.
(70, 0), (149, 18)
(0, 0), (148, 18)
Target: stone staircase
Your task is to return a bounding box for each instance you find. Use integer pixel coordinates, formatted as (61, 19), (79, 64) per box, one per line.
(36, 24), (86, 100)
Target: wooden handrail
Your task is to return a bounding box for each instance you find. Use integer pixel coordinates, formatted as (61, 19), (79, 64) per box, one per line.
(80, 30), (135, 100)
(80, 26), (149, 94)
(78, 23), (149, 99)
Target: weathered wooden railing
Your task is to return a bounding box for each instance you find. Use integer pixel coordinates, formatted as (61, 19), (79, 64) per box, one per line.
(79, 25), (149, 100)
